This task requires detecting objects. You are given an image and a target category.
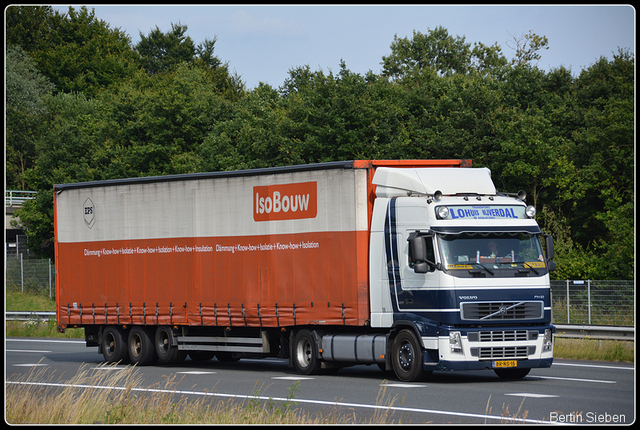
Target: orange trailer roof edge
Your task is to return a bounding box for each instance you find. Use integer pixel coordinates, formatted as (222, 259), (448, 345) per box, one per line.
(351, 159), (472, 169)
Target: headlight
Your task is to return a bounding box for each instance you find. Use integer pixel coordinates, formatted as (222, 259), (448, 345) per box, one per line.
(526, 205), (536, 218)
(449, 331), (463, 354)
(436, 206), (450, 219)
(543, 328), (553, 351)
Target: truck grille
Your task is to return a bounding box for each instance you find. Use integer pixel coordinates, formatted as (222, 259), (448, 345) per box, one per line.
(467, 330), (536, 342)
(472, 346), (534, 359)
(460, 301), (543, 321)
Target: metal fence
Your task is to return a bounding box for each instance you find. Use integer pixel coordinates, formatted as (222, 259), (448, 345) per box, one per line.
(5, 257), (635, 327)
(551, 280), (634, 326)
(5, 255), (55, 298)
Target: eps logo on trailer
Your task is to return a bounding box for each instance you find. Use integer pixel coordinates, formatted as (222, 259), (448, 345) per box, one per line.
(83, 197), (95, 229)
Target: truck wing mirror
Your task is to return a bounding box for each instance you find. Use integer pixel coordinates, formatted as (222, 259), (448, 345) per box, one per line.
(542, 233), (556, 271)
(408, 232), (440, 273)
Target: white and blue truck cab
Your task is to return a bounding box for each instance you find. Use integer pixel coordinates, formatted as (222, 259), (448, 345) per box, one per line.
(369, 167), (555, 380)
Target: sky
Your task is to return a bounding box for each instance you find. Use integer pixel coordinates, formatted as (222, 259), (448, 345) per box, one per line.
(51, 4), (635, 90)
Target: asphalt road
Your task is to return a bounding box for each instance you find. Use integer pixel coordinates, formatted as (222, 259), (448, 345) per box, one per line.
(6, 337), (636, 424)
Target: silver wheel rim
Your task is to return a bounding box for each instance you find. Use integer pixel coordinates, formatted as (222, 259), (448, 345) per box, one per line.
(296, 337), (312, 368)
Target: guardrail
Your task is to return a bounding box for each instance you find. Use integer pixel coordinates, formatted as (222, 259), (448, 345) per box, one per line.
(554, 324), (635, 341)
(5, 190), (37, 206)
(6, 312), (635, 341)
(6, 311), (55, 322)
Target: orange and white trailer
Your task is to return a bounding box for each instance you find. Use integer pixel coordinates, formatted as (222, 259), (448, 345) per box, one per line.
(55, 160), (555, 381)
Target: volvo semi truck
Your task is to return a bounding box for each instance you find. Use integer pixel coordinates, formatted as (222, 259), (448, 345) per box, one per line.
(54, 160), (555, 381)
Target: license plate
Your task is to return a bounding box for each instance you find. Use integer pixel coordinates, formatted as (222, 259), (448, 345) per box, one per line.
(493, 360), (518, 368)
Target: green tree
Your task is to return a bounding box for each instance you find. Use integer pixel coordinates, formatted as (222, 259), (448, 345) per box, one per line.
(135, 23), (245, 96)
(5, 5), (60, 53)
(16, 91), (103, 258)
(560, 50), (634, 279)
(507, 30), (550, 66)
(6, 5), (139, 98)
(136, 22), (196, 74)
(381, 27), (472, 78)
(6, 45), (56, 189)
(381, 26), (509, 79)
(98, 63), (233, 177)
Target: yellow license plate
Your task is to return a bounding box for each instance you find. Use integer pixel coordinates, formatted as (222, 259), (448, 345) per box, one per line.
(493, 360), (518, 368)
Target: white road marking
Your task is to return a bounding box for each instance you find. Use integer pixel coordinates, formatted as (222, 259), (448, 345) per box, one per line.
(177, 371), (217, 375)
(382, 383), (428, 388)
(6, 350), (51, 353)
(505, 393), (559, 398)
(12, 363), (49, 367)
(90, 367), (127, 370)
(530, 375), (616, 384)
(552, 362), (633, 371)
(7, 338), (85, 344)
(271, 376), (315, 380)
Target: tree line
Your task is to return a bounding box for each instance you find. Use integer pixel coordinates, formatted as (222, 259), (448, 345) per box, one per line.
(6, 6), (634, 280)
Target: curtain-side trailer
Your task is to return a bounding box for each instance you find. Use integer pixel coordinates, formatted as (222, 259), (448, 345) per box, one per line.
(55, 160), (555, 382)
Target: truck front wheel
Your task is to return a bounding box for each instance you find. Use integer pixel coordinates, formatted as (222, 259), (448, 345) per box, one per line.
(292, 329), (321, 375)
(155, 326), (187, 364)
(102, 326), (129, 364)
(391, 329), (427, 382)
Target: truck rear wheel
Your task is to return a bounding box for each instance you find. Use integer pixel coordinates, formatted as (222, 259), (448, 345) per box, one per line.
(102, 326), (129, 364)
(155, 326), (187, 364)
(128, 327), (157, 366)
(391, 329), (427, 382)
(292, 329), (321, 375)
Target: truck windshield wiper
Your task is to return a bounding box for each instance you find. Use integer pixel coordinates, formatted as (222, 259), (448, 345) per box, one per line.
(470, 263), (494, 276)
(514, 261), (540, 275)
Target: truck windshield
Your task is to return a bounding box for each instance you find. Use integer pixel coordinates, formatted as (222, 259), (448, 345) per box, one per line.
(437, 232), (546, 275)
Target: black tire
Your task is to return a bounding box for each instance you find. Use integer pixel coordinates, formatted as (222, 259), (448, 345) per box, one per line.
(188, 351), (216, 362)
(154, 326), (187, 364)
(128, 326), (158, 366)
(102, 326), (129, 364)
(292, 329), (321, 375)
(494, 368), (531, 379)
(391, 329), (427, 382)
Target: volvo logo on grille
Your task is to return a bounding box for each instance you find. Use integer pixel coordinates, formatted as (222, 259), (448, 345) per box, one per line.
(498, 305), (508, 315)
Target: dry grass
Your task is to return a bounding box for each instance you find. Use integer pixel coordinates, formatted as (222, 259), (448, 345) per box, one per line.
(5, 363), (401, 425)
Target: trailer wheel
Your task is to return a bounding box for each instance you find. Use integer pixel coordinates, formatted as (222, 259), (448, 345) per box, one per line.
(391, 329), (427, 382)
(494, 368), (531, 379)
(128, 327), (157, 366)
(102, 326), (129, 364)
(155, 326), (187, 364)
(292, 329), (321, 375)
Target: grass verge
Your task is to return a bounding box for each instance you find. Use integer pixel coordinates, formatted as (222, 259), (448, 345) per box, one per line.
(6, 363), (402, 424)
